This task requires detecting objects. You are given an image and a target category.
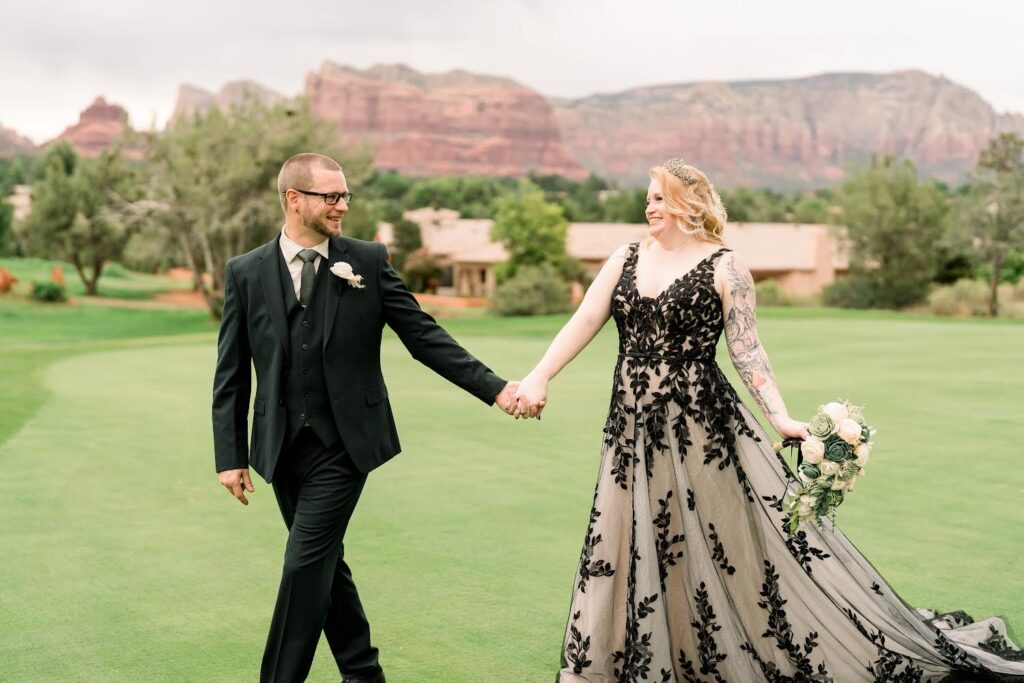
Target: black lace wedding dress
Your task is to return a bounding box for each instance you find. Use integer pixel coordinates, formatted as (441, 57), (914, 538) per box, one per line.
(557, 244), (1024, 682)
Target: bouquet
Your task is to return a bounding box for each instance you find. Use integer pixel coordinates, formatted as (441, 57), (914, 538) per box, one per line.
(776, 400), (875, 533)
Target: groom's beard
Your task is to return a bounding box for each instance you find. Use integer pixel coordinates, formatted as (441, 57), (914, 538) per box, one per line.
(301, 209), (340, 239)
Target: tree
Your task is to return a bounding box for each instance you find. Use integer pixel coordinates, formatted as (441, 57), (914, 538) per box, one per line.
(601, 188), (647, 223)
(142, 95), (371, 318)
(832, 156), (949, 309)
(389, 217), (422, 272)
(19, 147), (140, 295)
(490, 179), (571, 280)
(957, 133), (1024, 316)
(340, 199), (379, 241)
(0, 199), (13, 256)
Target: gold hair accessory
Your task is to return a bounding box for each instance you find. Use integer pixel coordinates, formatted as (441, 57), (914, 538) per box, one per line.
(663, 158), (696, 185)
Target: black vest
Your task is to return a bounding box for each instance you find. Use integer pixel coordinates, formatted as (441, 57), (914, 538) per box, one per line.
(278, 250), (341, 450)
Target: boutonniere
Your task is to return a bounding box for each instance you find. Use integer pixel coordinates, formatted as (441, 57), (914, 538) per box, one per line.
(330, 261), (365, 289)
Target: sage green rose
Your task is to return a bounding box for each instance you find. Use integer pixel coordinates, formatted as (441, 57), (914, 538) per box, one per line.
(800, 463), (821, 480)
(808, 413), (835, 439)
(824, 435), (853, 462)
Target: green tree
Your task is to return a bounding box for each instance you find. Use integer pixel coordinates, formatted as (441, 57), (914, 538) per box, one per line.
(18, 147), (139, 294)
(0, 199), (13, 256)
(601, 188), (647, 223)
(33, 141), (77, 179)
(956, 133), (1024, 316)
(832, 156), (949, 308)
(389, 217), (422, 272)
(142, 95), (371, 318)
(490, 180), (572, 280)
(340, 199), (380, 241)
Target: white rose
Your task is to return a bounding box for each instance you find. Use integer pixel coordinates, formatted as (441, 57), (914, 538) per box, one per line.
(820, 460), (840, 477)
(330, 262), (354, 278)
(838, 419), (862, 445)
(801, 437), (825, 464)
(854, 443), (871, 466)
(830, 477), (848, 491)
(821, 402), (848, 423)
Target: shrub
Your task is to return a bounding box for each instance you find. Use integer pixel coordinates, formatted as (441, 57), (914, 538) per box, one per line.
(493, 263), (572, 316)
(102, 262), (131, 279)
(822, 276), (882, 309)
(755, 279), (791, 307)
(30, 281), (67, 302)
(402, 248), (443, 293)
(928, 279), (1024, 318)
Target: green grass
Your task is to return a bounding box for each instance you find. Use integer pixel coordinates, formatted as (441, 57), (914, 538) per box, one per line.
(0, 301), (1022, 681)
(0, 257), (193, 300)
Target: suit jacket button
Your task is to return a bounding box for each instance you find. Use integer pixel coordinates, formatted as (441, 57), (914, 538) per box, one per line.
(278, 399), (285, 406)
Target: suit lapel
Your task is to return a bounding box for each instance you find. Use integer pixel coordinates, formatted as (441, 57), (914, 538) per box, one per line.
(323, 237), (350, 347)
(257, 237), (290, 360)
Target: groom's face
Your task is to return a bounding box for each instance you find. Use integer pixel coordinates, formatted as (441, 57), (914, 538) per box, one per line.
(299, 168), (349, 239)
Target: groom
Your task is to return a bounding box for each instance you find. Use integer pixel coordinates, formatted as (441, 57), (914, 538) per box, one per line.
(212, 152), (518, 682)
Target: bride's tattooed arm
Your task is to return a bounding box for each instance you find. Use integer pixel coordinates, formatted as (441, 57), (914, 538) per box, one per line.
(719, 252), (787, 424)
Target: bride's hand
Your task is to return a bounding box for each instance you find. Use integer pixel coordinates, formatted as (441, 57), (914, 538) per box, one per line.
(771, 416), (809, 440)
(514, 373), (548, 419)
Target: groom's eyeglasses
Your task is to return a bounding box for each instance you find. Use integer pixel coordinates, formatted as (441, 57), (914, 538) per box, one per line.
(287, 189), (354, 205)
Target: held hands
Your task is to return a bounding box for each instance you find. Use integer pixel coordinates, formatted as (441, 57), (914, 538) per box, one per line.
(495, 377), (548, 420)
(218, 468), (255, 505)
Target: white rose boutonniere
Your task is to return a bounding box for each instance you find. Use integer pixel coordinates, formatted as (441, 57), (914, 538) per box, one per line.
(330, 261), (365, 289)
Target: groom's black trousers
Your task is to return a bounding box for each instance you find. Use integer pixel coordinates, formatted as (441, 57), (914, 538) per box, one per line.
(261, 427), (382, 682)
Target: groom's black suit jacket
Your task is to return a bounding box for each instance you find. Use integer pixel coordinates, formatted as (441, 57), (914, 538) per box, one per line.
(212, 234), (506, 480)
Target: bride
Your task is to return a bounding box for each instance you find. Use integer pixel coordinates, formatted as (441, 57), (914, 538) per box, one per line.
(510, 159), (1024, 682)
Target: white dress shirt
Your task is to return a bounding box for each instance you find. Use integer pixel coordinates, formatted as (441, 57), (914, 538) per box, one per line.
(279, 227), (330, 303)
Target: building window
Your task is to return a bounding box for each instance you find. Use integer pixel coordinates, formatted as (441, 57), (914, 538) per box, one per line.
(480, 268), (487, 284)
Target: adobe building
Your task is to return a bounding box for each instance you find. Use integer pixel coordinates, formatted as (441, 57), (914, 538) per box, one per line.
(380, 208), (849, 299)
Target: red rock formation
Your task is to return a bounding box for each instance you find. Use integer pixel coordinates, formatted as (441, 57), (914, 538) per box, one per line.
(169, 81), (286, 126)
(551, 70), (1024, 188)
(305, 62), (586, 179)
(0, 123), (34, 156)
(47, 97), (143, 159)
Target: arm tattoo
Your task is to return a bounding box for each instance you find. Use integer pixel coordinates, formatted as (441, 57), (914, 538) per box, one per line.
(723, 255), (782, 420)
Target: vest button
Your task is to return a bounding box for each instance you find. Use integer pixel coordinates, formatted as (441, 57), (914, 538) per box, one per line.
(302, 344), (309, 351)
(299, 413), (305, 422)
(278, 399), (285, 406)
(302, 320), (310, 327)
(302, 367), (309, 375)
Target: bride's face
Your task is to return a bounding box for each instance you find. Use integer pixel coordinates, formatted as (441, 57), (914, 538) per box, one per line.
(645, 179), (675, 237)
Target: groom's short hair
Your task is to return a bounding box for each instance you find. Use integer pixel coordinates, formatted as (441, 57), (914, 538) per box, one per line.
(278, 153), (343, 212)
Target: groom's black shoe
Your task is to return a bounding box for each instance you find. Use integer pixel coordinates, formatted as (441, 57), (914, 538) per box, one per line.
(342, 673), (385, 683)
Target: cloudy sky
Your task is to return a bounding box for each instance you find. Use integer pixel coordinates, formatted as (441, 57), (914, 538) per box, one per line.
(2, 0), (1022, 143)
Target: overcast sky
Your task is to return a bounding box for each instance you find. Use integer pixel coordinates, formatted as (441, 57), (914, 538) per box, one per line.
(2, 0), (1022, 143)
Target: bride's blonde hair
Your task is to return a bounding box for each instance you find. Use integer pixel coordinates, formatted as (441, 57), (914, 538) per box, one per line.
(649, 159), (727, 245)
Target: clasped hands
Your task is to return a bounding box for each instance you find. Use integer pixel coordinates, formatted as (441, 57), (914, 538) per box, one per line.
(495, 375), (547, 420)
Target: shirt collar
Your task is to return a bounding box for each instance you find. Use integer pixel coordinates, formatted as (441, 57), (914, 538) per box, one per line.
(280, 227), (330, 263)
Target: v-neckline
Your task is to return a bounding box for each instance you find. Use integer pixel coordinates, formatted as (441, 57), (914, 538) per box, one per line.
(630, 245), (726, 302)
